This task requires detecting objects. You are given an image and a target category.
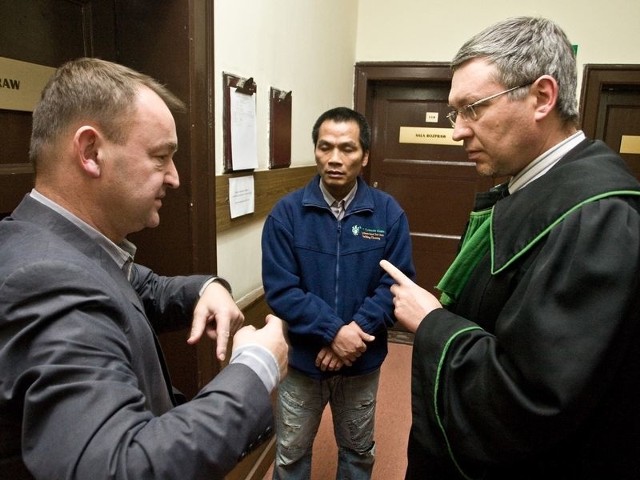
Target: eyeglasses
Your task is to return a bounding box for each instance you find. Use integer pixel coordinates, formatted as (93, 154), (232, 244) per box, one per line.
(446, 83), (532, 128)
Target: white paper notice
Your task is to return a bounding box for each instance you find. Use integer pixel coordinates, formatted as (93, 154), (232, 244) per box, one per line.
(230, 89), (258, 170)
(229, 175), (255, 219)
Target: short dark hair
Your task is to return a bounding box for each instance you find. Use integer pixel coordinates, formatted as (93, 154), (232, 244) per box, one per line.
(311, 107), (371, 152)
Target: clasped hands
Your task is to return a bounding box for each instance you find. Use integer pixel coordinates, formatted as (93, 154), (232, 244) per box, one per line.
(314, 260), (442, 372)
(315, 321), (375, 372)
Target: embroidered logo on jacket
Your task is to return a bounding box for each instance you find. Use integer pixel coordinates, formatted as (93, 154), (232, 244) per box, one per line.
(352, 225), (385, 240)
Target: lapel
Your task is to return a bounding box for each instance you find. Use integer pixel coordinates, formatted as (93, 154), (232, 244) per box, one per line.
(12, 195), (144, 308)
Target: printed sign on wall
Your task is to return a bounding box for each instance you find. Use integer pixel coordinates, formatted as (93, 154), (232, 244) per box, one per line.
(0, 57), (55, 112)
(620, 135), (640, 155)
(398, 126), (462, 146)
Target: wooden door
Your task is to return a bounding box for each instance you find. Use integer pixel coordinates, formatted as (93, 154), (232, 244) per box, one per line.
(0, 0), (217, 400)
(355, 63), (494, 295)
(581, 64), (640, 182)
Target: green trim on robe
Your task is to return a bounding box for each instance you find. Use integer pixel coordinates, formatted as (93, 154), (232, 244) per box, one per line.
(437, 190), (640, 307)
(437, 208), (492, 306)
(491, 190), (640, 274)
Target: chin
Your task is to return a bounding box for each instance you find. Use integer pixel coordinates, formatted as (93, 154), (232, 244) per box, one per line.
(475, 166), (494, 178)
(145, 215), (161, 229)
(475, 159), (502, 177)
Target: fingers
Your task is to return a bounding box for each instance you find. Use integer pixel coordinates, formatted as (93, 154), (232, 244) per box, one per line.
(358, 329), (375, 343)
(315, 347), (330, 371)
(187, 314), (207, 345)
(232, 324), (256, 343)
(380, 259), (412, 286)
(264, 313), (282, 330)
(187, 312), (239, 362)
(341, 356), (355, 366)
(232, 314), (289, 381)
(327, 356), (344, 371)
(228, 311), (245, 337)
(187, 320), (231, 363)
(215, 324), (231, 362)
(315, 347), (344, 371)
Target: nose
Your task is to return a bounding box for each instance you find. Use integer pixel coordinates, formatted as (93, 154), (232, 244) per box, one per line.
(165, 159), (180, 189)
(329, 148), (342, 164)
(451, 118), (472, 142)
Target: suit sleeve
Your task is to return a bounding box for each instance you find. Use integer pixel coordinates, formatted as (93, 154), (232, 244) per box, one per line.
(0, 261), (271, 480)
(128, 264), (210, 334)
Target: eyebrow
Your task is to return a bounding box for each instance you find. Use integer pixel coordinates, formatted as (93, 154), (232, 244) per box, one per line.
(317, 139), (358, 147)
(153, 141), (178, 154)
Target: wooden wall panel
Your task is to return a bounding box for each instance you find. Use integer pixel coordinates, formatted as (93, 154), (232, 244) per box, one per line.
(216, 166), (316, 232)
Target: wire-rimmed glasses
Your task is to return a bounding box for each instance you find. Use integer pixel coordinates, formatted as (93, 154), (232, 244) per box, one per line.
(446, 83), (532, 128)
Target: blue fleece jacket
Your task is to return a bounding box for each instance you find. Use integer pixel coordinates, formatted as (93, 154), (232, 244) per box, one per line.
(261, 175), (415, 379)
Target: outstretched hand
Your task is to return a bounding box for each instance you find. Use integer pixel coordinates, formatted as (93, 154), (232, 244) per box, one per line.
(380, 259), (442, 333)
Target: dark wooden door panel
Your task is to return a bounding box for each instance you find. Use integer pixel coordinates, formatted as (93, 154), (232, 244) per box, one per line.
(367, 78), (493, 293)
(581, 64), (640, 182)
(412, 235), (459, 294)
(0, 0), (116, 216)
(383, 159), (485, 235)
(0, 0), (116, 66)
(0, 110), (33, 215)
(598, 90), (640, 179)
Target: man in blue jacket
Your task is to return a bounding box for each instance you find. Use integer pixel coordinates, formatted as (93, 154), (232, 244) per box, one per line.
(262, 107), (415, 479)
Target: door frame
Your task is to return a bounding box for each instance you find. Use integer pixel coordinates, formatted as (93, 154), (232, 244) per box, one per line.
(580, 64), (640, 138)
(354, 62), (452, 182)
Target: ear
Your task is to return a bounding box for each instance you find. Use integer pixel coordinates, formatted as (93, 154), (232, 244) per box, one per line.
(532, 75), (559, 122)
(362, 150), (370, 168)
(73, 126), (102, 178)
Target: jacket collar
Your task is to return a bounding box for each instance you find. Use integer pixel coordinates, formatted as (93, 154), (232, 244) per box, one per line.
(10, 195), (145, 310)
(302, 175), (375, 214)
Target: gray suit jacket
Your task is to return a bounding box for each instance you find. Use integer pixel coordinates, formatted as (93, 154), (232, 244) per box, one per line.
(0, 195), (272, 479)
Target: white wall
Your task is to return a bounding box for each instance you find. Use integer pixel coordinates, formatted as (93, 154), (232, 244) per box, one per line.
(216, 0), (640, 301)
(214, 0), (359, 299)
(356, 0), (640, 88)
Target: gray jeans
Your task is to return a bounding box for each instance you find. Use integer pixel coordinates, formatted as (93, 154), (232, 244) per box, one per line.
(273, 367), (380, 480)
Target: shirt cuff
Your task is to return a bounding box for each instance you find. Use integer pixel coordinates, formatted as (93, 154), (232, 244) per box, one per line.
(198, 276), (233, 297)
(230, 344), (280, 393)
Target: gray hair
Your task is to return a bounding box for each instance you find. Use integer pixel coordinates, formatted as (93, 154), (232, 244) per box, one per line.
(29, 57), (185, 169)
(452, 16), (578, 125)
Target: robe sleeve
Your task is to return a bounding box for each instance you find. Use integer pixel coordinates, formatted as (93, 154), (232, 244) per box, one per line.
(412, 197), (640, 475)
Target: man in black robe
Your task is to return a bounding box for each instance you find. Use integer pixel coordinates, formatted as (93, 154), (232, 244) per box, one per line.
(381, 16), (640, 480)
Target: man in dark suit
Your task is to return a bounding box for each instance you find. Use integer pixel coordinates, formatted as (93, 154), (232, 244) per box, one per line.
(0, 57), (288, 480)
